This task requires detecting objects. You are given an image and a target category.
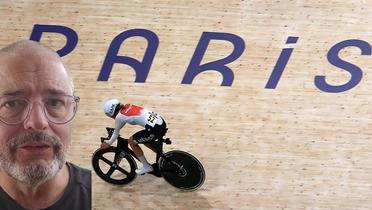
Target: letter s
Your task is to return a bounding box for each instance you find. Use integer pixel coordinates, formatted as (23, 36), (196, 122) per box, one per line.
(315, 39), (371, 93)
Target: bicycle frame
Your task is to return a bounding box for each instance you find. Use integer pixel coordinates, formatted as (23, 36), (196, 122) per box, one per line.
(107, 127), (174, 177)
(115, 136), (166, 162)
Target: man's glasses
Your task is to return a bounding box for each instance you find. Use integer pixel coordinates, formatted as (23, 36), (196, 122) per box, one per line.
(0, 95), (80, 125)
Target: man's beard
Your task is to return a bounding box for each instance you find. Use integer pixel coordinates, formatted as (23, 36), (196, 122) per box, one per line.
(0, 132), (66, 187)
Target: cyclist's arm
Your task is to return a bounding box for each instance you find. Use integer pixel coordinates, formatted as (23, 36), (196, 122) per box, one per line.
(107, 114), (126, 145)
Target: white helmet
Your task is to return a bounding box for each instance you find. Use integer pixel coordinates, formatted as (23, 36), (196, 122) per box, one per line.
(103, 99), (120, 117)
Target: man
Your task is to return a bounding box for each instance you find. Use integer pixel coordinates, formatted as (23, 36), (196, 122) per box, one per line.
(0, 40), (91, 210)
(101, 99), (167, 174)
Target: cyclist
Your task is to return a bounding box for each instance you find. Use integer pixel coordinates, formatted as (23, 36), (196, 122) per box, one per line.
(100, 99), (166, 175)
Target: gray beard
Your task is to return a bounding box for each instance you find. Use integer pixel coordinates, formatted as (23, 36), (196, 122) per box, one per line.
(0, 132), (66, 187)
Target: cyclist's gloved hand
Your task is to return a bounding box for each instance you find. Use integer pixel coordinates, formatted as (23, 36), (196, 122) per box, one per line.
(100, 142), (110, 149)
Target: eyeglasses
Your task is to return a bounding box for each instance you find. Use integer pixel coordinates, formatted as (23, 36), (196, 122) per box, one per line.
(0, 95), (80, 125)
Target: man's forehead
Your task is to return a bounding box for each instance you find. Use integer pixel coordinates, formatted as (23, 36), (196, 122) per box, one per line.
(0, 49), (73, 96)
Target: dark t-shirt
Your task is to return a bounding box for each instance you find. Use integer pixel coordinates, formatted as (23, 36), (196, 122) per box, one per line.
(0, 162), (91, 210)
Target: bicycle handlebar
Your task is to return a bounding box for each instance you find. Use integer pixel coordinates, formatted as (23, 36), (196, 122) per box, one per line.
(100, 137), (107, 143)
(99, 127), (116, 143)
(106, 127), (115, 136)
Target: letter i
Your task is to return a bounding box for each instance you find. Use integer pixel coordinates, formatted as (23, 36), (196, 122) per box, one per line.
(265, 36), (299, 89)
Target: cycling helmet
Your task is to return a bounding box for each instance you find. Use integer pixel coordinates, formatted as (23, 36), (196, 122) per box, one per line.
(103, 99), (120, 117)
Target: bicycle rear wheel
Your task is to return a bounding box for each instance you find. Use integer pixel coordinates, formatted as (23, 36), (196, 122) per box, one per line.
(159, 150), (205, 191)
(92, 147), (137, 185)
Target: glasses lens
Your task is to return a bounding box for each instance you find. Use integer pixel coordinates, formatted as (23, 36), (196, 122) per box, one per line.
(44, 95), (78, 124)
(0, 96), (29, 125)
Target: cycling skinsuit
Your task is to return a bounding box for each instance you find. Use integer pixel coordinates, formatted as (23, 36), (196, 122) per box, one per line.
(107, 104), (166, 145)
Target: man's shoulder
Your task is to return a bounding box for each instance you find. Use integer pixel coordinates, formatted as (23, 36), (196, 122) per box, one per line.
(66, 162), (91, 189)
(49, 162), (91, 210)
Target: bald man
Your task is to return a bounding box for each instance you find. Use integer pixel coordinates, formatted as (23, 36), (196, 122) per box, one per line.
(0, 40), (91, 210)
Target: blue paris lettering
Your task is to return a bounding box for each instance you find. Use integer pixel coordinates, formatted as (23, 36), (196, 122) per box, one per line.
(29, 24), (371, 93)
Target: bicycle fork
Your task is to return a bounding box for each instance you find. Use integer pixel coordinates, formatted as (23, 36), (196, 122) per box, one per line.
(114, 138), (138, 164)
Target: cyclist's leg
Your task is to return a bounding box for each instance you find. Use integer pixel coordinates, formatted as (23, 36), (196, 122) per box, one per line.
(143, 122), (166, 151)
(152, 120), (167, 141)
(128, 135), (144, 157)
(131, 130), (157, 174)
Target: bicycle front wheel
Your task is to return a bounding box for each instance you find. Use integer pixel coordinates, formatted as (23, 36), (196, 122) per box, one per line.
(92, 147), (137, 185)
(159, 150), (205, 191)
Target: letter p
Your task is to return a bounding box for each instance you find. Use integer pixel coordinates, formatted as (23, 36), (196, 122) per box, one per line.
(30, 24), (78, 57)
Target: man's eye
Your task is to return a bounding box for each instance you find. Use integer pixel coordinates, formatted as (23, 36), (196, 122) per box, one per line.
(4, 100), (27, 109)
(45, 99), (65, 108)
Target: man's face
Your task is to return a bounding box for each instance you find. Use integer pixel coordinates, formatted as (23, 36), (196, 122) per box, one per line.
(0, 48), (74, 186)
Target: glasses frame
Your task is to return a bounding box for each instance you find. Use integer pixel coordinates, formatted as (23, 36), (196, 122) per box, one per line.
(0, 95), (80, 125)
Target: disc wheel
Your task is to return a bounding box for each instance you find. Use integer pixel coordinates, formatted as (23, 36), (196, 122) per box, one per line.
(159, 150), (205, 191)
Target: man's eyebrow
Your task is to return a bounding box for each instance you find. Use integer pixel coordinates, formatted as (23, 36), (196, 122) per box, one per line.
(0, 89), (70, 97)
(44, 89), (70, 96)
(1, 90), (27, 96)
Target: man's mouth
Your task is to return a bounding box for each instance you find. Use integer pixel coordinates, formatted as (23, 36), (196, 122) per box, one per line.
(18, 142), (52, 154)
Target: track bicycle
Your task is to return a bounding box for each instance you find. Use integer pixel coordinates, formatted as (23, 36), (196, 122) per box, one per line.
(92, 127), (205, 191)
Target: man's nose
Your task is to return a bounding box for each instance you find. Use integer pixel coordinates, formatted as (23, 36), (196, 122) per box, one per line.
(24, 102), (48, 131)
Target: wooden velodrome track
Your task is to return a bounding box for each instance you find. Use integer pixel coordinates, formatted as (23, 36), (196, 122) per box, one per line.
(2, 0), (372, 209)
